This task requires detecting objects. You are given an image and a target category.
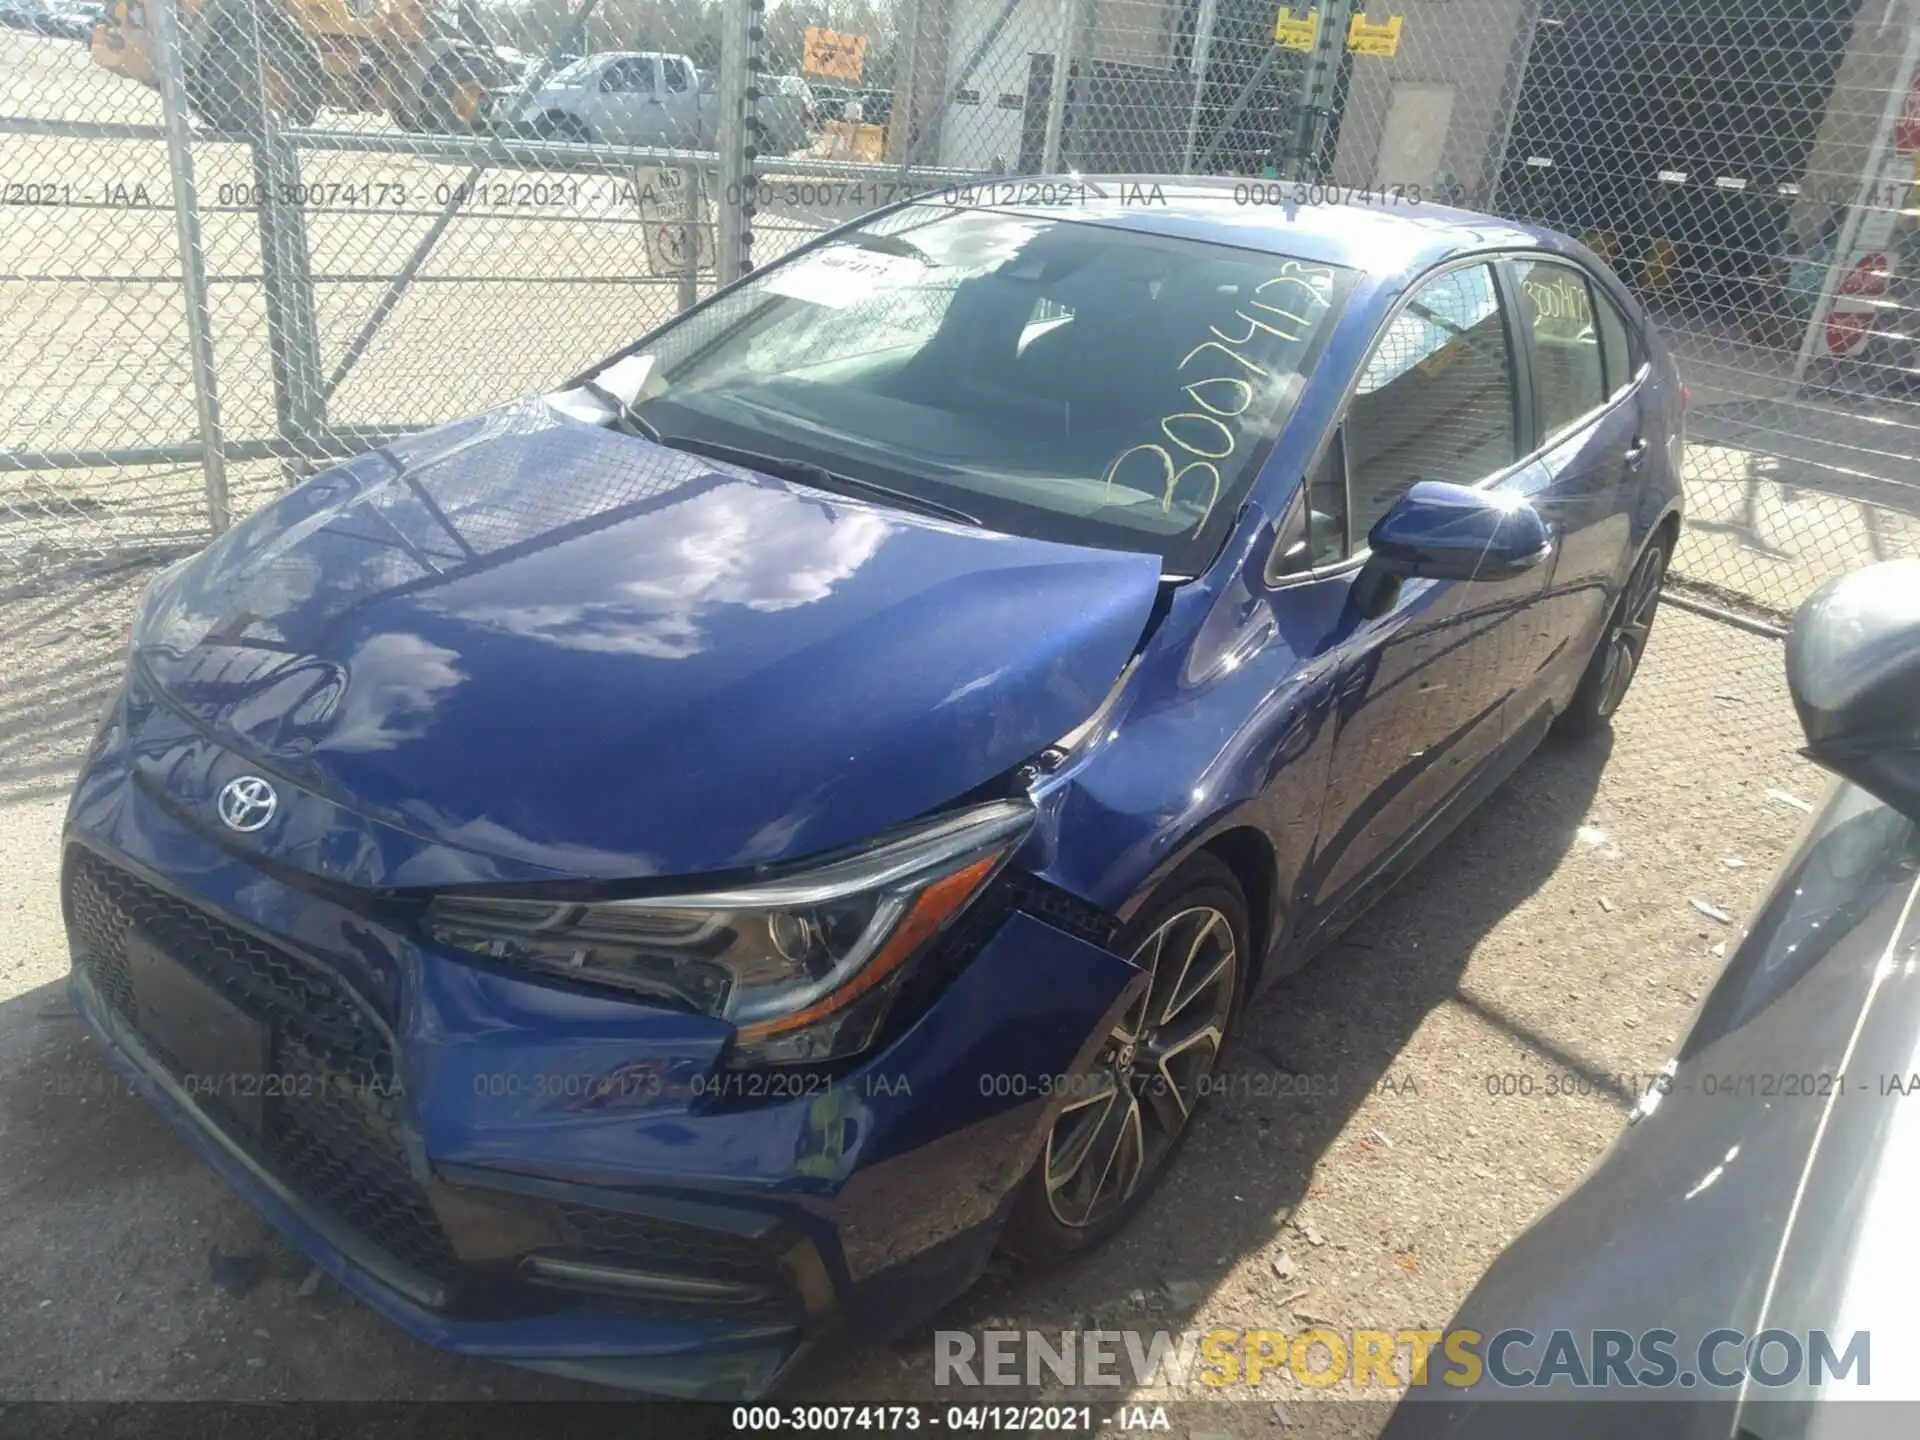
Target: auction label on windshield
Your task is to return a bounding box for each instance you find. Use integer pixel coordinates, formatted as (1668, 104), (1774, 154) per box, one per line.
(763, 244), (928, 309)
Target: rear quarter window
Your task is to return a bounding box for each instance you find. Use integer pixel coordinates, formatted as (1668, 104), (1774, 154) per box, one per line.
(1593, 284), (1640, 398)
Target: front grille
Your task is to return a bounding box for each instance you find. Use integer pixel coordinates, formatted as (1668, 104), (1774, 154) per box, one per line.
(65, 848), (462, 1285)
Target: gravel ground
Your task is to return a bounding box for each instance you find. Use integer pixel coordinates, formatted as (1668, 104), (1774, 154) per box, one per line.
(0, 559), (1823, 1432)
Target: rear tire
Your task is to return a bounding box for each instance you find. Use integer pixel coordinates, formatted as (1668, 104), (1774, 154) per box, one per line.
(1002, 853), (1247, 1263)
(1555, 528), (1672, 738)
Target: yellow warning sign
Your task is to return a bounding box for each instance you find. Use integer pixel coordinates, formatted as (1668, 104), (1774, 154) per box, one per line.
(804, 27), (867, 82)
(1346, 13), (1403, 56)
(1274, 6), (1319, 51)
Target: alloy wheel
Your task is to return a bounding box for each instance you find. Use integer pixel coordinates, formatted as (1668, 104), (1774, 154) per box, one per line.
(1595, 542), (1667, 718)
(1044, 905), (1238, 1228)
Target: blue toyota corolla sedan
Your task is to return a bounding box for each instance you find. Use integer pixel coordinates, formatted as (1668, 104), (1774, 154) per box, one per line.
(63, 181), (1682, 1395)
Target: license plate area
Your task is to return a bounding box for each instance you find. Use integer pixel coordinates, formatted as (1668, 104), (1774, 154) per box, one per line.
(124, 931), (269, 1134)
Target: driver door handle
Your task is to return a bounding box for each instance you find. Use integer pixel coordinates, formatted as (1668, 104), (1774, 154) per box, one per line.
(1624, 437), (1649, 469)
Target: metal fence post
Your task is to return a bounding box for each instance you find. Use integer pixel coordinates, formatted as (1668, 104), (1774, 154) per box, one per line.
(716, 0), (757, 282)
(227, 4), (327, 487)
(252, 133), (327, 484)
(150, 0), (229, 534)
(1039, 0), (1077, 172)
(888, 0), (925, 166)
(1281, 0), (1355, 181)
(1181, 0), (1221, 174)
(679, 163), (703, 313)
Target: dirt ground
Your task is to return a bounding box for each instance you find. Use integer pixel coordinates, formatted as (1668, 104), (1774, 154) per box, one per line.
(0, 551), (1823, 1431)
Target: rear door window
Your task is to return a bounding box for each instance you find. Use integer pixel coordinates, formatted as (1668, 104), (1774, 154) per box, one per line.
(1512, 258), (1606, 441)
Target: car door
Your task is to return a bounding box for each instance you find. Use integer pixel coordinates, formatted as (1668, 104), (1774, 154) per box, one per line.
(584, 56), (653, 144)
(1277, 260), (1550, 935)
(1505, 255), (1644, 721)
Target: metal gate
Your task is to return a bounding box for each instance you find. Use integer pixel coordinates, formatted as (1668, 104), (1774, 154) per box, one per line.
(4, 0), (1917, 627)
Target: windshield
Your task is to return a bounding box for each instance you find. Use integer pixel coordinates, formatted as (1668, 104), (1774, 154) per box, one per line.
(611, 205), (1355, 574)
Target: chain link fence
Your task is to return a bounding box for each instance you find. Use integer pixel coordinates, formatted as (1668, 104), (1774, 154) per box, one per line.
(3, 0), (1917, 628)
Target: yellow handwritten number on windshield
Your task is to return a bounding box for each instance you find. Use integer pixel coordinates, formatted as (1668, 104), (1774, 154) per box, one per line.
(1103, 260), (1334, 523)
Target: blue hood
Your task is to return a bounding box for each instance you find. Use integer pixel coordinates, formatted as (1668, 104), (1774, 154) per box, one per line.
(133, 399), (1161, 881)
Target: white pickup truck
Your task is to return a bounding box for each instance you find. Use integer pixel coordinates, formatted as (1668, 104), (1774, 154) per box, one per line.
(505, 52), (714, 148)
(501, 52), (814, 155)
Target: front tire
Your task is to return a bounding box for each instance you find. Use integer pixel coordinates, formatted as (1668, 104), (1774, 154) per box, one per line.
(538, 112), (591, 144)
(1003, 853), (1246, 1261)
(1556, 529), (1672, 737)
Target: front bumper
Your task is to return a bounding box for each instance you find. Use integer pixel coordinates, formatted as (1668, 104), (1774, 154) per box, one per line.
(68, 940), (808, 1398)
(62, 748), (1139, 1396)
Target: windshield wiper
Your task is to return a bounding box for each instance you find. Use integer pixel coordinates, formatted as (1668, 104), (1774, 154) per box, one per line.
(653, 435), (981, 527)
(579, 378), (662, 441)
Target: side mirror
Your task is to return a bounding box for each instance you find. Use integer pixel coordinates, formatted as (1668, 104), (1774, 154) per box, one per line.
(1350, 482), (1550, 619)
(1369, 481), (1552, 582)
(1786, 558), (1920, 820)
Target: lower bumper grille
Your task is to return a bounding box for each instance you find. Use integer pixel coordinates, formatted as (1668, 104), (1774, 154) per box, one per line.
(65, 847), (463, 1284)
(556, 1204), (791, 1292)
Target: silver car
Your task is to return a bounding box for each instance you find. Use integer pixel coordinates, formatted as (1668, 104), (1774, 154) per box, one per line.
(506, 52), (711, 149)
(1385, 557), (1920, 1432)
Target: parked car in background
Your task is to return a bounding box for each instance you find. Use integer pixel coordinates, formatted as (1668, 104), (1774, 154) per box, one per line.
(757, 72), (819, 155)
(56, 0), (99, 38)
(502, 50), (711, 147)
(60, 0), (102, 40)
(1385, 557), (1920, 1432)
(64, 183), (1681, 1396)
(4, 0), (96, 38)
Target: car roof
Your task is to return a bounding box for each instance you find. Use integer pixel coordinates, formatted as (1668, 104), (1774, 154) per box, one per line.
(974, 175), (1568, 280)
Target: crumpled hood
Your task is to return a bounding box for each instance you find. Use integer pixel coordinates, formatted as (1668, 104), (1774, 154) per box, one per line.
(134, 399), (1161, 881)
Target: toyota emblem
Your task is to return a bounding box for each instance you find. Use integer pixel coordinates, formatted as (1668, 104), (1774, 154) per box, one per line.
(217, 775), (278, 833)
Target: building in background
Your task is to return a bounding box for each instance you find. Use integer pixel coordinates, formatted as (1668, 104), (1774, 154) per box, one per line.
(896, 0), (1914, 377)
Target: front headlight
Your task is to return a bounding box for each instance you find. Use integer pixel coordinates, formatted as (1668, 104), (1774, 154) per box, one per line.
(424, 800), (1033, 1066)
